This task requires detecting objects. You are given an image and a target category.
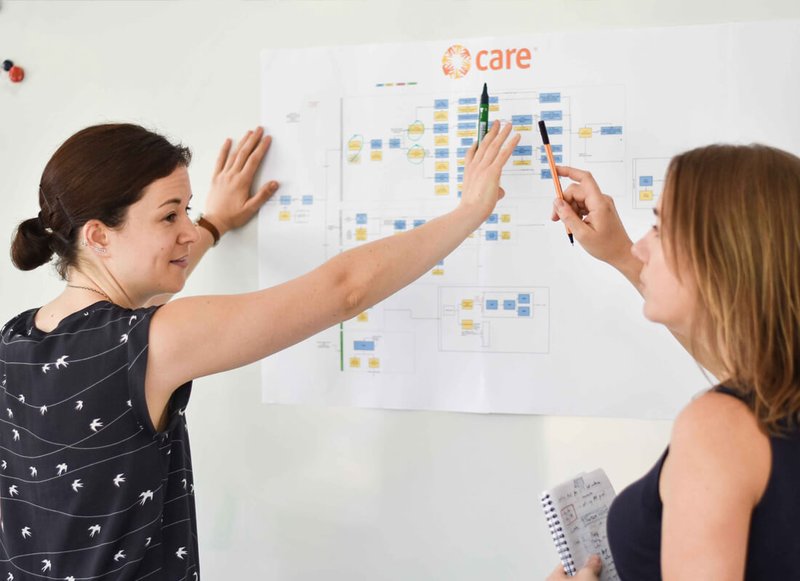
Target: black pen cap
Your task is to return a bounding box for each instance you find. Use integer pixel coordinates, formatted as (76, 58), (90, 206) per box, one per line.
(538, 120), (550, 145)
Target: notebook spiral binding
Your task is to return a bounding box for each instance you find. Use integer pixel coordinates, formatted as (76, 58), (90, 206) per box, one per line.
(540, 492), (577, 575)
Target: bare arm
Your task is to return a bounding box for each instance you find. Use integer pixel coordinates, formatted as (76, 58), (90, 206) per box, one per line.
(145, 122), (520, 407)
(660, 393), (769, 580)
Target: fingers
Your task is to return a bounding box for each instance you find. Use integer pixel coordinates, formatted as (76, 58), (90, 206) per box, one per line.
(231, 127), (264, 172)
(547, 563), (568, 580)
(471, 120), (500, 166)
(213, 138), (232, 176)
(242, 135), (273, 176)
(224, 129), (254, 171)
(556, 164), (594, 183)
(478, 121), (513, 167)
(464, 141), (478, 167)
(244, 180), (280, 213)
(490, 131), (520, 172)
(553, 198), (590, 241)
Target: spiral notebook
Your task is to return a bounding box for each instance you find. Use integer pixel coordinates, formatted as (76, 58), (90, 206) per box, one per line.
(540, 468), (619, 581)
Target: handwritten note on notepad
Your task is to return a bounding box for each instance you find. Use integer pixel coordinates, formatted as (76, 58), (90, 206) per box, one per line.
(540, 468), (619, 581)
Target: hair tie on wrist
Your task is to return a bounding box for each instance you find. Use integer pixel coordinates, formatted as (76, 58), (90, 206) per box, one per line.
(196, 215), (221, 246)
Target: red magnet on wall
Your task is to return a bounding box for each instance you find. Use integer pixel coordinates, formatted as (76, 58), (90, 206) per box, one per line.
(3, 59), (25, 83)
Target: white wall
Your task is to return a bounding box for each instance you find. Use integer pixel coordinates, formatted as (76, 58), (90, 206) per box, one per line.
(1, 1), (798, 578)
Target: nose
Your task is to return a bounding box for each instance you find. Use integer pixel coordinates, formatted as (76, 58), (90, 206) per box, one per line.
(182, 216), (201, 245)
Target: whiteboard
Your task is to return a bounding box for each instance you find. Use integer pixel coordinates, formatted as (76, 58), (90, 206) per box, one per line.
(1, 2), (799, 579)
(259, 22), (800, 418)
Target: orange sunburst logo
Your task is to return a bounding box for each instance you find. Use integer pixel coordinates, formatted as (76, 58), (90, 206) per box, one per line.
(442, 44), (471, 79)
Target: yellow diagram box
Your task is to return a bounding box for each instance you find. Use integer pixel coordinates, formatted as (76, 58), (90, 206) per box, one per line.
(357, 312), (369, 322)
(407, 148), (425, 161)
(458, 130), (476, 138)
(349, 357), (361, 368)
(434, 110), (449, 121)
(368, 358), (380, 369)
(458, 105), (477, 113)
(348, 155), (361, 164)
(514, 125), (532, 131)
(370, 151), (383, 161)
(501, 214), (511, 223)
(490, 104), (499, 112)
(578, 127), (593, 138)
(435, 161), (450, 172)
(355, 227), (367, 241)
(432, 268), (444, 276)
(408, 122), (425, 138)
(279, 211), (291, 222)
(639, 190), (654, 201)
(348, 140), (363, 151)
(461, 319), (474, 330)
(435, 185), (450, 196)
(461, 299), (474, 310)
(435, 135), (449, 146)
(513, 160), (531, 166)
(501, 231), (511, 240)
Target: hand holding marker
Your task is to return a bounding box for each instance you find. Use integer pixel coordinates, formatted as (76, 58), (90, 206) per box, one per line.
(539, 119), (573, 245)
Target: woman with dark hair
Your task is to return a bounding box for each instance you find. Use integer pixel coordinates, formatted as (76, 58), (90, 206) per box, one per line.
(547, 145), (800, 580)
(1, 121), (519, 580)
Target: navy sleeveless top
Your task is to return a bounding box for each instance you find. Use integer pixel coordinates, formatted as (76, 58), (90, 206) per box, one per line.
(606, 386), (800, 580)
(0, 302), (199, 580)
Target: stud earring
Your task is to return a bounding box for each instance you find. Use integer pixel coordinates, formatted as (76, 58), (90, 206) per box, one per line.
(92, 246), (107, 255)
(80, 240), (88, 247)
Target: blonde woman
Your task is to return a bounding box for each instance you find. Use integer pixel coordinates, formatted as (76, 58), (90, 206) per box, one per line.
(548, 145), (800, 580)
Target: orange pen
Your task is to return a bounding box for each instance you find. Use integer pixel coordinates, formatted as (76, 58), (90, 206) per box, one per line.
(538, 120), (573, 245)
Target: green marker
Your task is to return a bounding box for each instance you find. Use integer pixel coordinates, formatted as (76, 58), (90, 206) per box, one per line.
(476, 82), (489, 146)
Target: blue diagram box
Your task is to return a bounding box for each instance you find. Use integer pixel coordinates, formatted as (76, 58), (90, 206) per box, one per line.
(551, 144), (563, 153)
(518, 306), (531, 317)
(457, 174), (464, 183)
(547, 126), (563, 135)
(541, 155), (563, 164)
(539, 92), (561, 103)
(389, 138), (401, 149)
(639, 175), (654, 187)
(302, 195), (314, 205)
(512, 115), (534, 126)
(458, 114), (478, 121)
(413, 219), (426, 228)
(434, 124), (449, 134)
(503, 300), (516, 310)
(489, 96), (499, 104)
(435, 173), (449, 183)
(518, 293), (531, 304)
(356, 213), (367, 225)
(542, 169), (552, 179)
(457, 147), (468, 158)
(541, 110), (563, 121)
(485, 230), (499, 241)
(458, 97), (477, 105)
(370, 139), (382, 149)
(434, 99), (449, 109)
(514, 145), (533, 156)
(461, 138), (474, 147)
(601, 126), (623, 135)
(435, 149), (449, 159)
(457, 166), (465, 174)
(279, 195), (292, 205)
(394, 219), (407, 230)
(457, 122), (476, 131)
(354, 341), (375, 351)
(486, 300), (499, 310)
(487, 213), (499, 224)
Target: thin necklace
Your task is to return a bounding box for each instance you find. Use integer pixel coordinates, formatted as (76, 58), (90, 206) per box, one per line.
(66, 285), (112, 302)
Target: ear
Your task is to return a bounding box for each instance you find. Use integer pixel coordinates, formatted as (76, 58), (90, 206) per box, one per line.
(82, 220), (110, 255)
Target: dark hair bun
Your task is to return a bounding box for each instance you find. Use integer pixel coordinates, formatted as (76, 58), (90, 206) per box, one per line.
(10, 217), (54, 271)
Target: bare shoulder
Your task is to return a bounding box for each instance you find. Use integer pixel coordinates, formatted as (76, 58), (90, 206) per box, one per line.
(666, 390), (771, 505)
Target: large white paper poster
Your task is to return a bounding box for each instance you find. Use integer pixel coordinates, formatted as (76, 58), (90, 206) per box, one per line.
(259, 21), (800, 418)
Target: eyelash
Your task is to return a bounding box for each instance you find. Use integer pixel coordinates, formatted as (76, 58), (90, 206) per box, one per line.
(165, 206), (192, 223)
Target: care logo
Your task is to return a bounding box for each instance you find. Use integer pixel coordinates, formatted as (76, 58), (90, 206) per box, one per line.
(441, 44), (532, 78)
(441, 44), (471, 79)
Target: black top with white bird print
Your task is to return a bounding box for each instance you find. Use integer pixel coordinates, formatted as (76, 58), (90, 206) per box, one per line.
(0, 302), (199, 580)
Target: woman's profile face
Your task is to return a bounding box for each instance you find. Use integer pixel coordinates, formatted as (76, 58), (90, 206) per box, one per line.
(104, 166), (199, 305)
(632, 191), (698, 337)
